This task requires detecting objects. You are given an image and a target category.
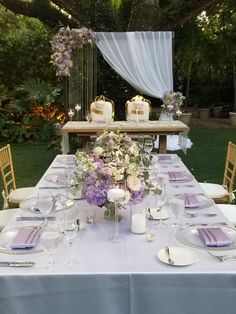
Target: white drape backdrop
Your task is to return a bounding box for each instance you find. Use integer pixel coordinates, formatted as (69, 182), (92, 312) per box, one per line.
(95, 32), (173, 99)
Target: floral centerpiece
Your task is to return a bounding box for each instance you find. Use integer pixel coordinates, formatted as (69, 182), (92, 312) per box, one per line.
(51, 26), (95, 77)
(161, 91), (185, 117)
(73, 131), (151, 219)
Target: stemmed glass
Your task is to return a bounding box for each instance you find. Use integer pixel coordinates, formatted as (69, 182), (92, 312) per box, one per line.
(107, 187), (126, 243)
(37, 190), (54, 223)
(68, 109), (75, 121)
(169, 197), (185, 228)
(85, 110), (92, 123)
(75, 103), (81, 121)
(64, 213), (79, 265)
(143, 138), (154, 159)
(155, 174), (168, 227)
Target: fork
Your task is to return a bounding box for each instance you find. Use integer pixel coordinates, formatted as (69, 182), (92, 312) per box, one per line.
(185, 212), (217, 218)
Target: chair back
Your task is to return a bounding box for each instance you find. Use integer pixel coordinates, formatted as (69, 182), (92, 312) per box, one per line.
(126, 95), (151, 122)
(0, 144), (16, 198)
(90, 95), (114, 122)
(223, 141), (236, 194)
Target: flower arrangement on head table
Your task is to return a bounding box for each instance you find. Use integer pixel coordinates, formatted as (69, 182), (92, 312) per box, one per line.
(161, 91), (185, 116)
(74, 131), (152, 209)
(51, 26), (95, 77)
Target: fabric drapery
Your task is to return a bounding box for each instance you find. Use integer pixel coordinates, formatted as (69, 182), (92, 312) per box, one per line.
(95, 32), (173, 99)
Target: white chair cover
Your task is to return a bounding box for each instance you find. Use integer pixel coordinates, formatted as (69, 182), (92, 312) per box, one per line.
(90, 98), (113, 122)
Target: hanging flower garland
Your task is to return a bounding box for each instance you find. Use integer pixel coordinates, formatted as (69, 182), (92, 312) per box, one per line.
(51, 26), (95, 77)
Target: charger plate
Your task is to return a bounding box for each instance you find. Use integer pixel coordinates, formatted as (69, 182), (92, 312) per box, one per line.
(174, 193), (214, 210)
(20, 196), (74, 213)
(0, 226), (43, 255)
(176, 225), (236, 251)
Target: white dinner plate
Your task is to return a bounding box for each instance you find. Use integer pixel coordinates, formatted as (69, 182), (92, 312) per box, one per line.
(174, 193), (214, 210)
(157, 246), (197, 266)
(148, 206), (173, 220)
(176, 225), (236, 251)
(0, 226), (44, 255)
(20, 196), (74, 213)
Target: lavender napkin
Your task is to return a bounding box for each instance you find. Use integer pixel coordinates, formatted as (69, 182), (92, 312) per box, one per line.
(168, 171), (185, 181)
(10, 227), (42, 249)
(184, 194), (201, 208)
(198, 227), (233, 247)
(158, 156), (172, 163)
(65, 156), (76, 165)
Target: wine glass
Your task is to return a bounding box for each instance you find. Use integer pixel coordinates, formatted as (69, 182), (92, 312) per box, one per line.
(40, 222), (61, 267)
(143, 138), (154, 158)
(64, 213), (79, 265)
(155, 174), (168, 227)
(85, 110), (92, 123)
(37, 190), (54, 223)
(169, 197), (185, 228)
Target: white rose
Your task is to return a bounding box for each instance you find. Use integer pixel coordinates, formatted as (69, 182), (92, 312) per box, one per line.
(93, 146), (103, 155)
(127, 175), (141, 192)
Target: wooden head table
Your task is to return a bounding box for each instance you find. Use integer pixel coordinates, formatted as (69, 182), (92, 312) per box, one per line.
(61, 120), (189, 154)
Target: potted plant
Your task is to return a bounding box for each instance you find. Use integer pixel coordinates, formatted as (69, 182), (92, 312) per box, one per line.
(212, 103), (223, 117)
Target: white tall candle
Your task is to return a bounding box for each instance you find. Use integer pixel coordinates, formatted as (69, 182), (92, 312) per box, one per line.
(131, 213), (146, 234)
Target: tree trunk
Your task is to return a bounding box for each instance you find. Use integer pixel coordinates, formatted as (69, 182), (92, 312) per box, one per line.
(128, 0), (160, 31)
(233, 61), (236, 111)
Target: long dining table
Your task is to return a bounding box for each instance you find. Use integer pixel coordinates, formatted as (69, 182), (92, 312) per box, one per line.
(61, 120), (189, 154)
(1, 154), (236, 314)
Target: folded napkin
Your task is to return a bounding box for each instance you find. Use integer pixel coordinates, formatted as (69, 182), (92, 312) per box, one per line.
(158, 156), (172, 163)
(198, 227), (233, 247)
(184, 194), (201, 208)
(168, 171), (185, 181)
(10, 227), (42, 249)
(50, 173), (65, 185)
(65, 156), (76, 165)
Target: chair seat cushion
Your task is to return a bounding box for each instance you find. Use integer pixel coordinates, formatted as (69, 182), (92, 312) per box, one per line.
(199, 182), (229, 199)
(217, 204), (236, 224)
(9, 187), (34, 204)
(0, 208), (19, 231)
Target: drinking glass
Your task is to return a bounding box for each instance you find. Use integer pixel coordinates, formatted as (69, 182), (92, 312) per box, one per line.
(64, 213), (79, 265)
(169, 197), (185, 227)
(75, 103), (81, 120)
(143, 138), (154, 157)
(37, 190), (53, 223)
(85, 110), (92, 123)
(155, 174), (168, 227)
(40, 222), (61, 267)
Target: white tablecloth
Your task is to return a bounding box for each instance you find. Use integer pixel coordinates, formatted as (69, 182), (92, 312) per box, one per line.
(1, 155), (236, 314)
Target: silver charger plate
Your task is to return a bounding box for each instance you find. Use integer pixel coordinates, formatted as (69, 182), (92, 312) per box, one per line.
(0, 226), (43, 255)
(176, 225), (236, 251)
(20, 196), (74, 213)
(174, 193), (214, 210)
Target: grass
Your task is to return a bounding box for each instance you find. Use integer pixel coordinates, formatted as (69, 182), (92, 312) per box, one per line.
(0, 128), (236, 208)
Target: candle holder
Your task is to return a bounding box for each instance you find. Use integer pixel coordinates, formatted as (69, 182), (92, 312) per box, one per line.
(107, 188), (126, 243)
(75, 104), (81, 121)
(68, 109), (75, 121)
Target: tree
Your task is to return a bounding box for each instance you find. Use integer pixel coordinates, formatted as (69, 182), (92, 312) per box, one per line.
(0, 0), (225, 31)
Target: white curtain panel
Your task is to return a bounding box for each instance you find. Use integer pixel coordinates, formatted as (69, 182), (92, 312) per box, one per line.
(95, 32), (173, 99)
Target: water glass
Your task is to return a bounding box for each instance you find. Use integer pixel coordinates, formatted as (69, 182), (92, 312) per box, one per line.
(169, 197), (185, 227)
(143, 138), (154, 156)
(37, 190), (53, 221)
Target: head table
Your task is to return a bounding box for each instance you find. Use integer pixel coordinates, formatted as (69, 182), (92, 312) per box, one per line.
(0, 154), (236, 314)
(61, 120), (189, 154)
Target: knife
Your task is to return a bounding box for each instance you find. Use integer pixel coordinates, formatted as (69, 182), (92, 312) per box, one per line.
(0, 261), (35, 267)
(16, 216), (56, 221)
(165, 246), (174, 265)
(39, 186), (66, 189)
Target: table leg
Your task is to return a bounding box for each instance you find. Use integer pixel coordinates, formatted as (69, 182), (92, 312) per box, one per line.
(159, 135), (167, 154)
(61, 132), (69, 154)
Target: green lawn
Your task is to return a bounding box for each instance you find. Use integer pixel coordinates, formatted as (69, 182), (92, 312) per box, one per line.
(1, 128), (236, 209)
